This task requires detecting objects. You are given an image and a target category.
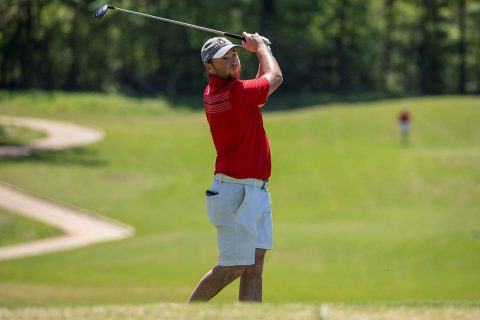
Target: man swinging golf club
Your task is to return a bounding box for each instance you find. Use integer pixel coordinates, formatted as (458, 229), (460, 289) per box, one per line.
(188, 32), (283, 302)
(94, 4), (282, 303)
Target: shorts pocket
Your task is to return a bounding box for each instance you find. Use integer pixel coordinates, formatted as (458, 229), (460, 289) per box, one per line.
(206, 184), (245, 226)
(206, 195), (221, 225)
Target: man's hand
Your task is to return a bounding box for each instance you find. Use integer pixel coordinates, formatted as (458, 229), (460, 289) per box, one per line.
(242, 32), (271, 53)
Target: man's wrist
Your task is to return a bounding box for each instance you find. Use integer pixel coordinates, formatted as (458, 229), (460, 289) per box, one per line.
(256, 44), (272, 54)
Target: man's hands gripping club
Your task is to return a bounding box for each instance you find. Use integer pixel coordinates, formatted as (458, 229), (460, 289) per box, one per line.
(242, 32), (272, 53)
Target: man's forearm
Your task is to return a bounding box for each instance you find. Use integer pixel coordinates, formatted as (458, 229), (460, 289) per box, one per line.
(256, 46), (283, 95)
(256, 46), (276, 77)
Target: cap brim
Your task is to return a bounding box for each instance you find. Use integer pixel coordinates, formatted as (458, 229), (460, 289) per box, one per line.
(212, 44), (242, 59)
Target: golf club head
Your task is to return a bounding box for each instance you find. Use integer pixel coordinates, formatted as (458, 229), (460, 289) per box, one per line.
(94, 5), (110, 20)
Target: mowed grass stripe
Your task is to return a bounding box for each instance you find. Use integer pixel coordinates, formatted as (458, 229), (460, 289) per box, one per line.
(0, 93), (478, 305)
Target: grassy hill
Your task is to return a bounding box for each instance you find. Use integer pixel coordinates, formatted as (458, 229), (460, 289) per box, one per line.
(0, 92), (479, 306)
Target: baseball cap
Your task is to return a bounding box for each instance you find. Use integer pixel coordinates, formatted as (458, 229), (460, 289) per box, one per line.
(201, 37), (242, 64)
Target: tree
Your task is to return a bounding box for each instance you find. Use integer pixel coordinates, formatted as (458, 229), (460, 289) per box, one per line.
(382, 0), (396, 92)
(334, 0), (350, 93)
(416, 0), (449, 94)
(458, 0), (467, 93)
(0, 0), (478, 98)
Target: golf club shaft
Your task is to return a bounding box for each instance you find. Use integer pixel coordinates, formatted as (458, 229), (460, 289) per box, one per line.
(111, 6), (245, 41)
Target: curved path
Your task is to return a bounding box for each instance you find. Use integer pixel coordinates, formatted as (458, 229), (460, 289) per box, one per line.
(0, 116), (134, 261)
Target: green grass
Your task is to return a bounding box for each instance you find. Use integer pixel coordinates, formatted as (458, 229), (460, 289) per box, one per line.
(0, 302), (479, 320)
(0, 91), (479, 306)
(0, 208), (63, 247)
(0, 124), (46, 146)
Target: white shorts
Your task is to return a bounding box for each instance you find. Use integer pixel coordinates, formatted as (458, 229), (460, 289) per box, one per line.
(206, 174), (273, 266)
(400, 122), (410, 132)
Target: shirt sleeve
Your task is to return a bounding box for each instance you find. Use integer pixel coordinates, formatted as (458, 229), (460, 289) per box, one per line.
(234, 77), (270, 108)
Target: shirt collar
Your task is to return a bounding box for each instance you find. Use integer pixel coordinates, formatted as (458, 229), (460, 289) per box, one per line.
(208, 75), (234, 87)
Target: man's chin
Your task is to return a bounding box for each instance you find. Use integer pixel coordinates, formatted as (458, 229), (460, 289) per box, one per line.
(228, 72), (240, 80)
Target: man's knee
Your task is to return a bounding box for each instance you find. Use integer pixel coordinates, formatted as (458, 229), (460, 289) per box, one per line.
(214, 265), (247, 283)
(246, 249), (267, 277)
(230, 265), (247, 279)
(249, 261), (264, 276)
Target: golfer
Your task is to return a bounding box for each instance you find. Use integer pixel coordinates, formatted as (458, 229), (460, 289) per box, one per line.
(188, 32), (283, 302)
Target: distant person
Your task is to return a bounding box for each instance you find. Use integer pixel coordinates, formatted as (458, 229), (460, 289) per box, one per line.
(398, 107), (411, 146)
(188, 33), (282, 302)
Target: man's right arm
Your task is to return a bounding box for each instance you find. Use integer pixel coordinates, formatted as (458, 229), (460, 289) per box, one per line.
(243, 32), (283, 96)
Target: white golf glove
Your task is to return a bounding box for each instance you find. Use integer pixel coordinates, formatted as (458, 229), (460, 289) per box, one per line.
(260, 36), (272, 52)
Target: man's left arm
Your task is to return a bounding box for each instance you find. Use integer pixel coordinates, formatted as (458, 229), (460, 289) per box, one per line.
(255, 37), (272, 79)
(243, 32), (283, 96)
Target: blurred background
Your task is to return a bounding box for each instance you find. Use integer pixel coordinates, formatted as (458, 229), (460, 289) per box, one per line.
(1, 0), (479, 100)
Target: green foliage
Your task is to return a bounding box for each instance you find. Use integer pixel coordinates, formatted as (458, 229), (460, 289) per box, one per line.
(0, 93), (479, 305)
(0, 1), (479, 96)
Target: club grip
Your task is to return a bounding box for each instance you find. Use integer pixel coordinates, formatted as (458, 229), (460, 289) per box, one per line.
(224, 32), (245, 42)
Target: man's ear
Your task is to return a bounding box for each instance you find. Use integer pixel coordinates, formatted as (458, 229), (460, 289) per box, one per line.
(204, 62), (214, 74)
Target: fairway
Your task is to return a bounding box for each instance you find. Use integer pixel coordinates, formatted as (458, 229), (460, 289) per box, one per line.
(0, 92), (479, 306)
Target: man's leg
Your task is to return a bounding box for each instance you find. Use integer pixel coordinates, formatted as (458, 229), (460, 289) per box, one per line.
(188, 265), (246, 302)
(239, 248), (267, 302)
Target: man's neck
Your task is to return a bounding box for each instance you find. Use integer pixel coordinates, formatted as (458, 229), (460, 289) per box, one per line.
(208, 75), (236, 86)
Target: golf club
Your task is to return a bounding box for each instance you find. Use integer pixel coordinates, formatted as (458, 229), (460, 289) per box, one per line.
(95, 4), (271, 46)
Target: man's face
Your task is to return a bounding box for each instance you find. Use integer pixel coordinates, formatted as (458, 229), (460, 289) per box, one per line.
(205, 48), (241, 80)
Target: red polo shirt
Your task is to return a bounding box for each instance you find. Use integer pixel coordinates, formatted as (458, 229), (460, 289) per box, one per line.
(204, 75), (271, 180)
(398, 111), (411, 123)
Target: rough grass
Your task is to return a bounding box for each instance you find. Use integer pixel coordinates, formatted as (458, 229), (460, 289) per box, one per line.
(0, 208), (62, 247)
(0, 92), (479, 306)
(0, 124), (46, 146)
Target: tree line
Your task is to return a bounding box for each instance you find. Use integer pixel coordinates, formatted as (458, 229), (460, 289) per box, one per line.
(1, 0), (479, 99)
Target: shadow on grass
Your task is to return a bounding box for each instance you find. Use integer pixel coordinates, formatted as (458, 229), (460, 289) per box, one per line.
(0, 147), (108, 167)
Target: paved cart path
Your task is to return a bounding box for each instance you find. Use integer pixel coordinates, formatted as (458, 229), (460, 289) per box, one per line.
(0, 116), (134, 261)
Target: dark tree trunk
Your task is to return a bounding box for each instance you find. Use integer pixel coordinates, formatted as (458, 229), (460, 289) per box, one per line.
(417, 0), (445, 94)
(458, 0), (467, 94)
(335, 0), (350, 93)
(20, 0), (34, 88)
(262, 0), (275, 16)
(382, 0), (395, 92)
(66, 2), (80, 91)
(260, 0), (275, 36)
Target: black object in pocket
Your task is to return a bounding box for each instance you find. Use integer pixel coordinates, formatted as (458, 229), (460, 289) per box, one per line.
(206, 190), (219, 196)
